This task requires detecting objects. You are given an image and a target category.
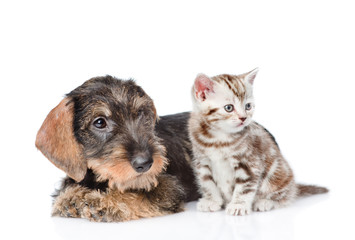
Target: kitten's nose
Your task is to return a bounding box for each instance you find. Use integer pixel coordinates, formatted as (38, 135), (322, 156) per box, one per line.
(239, 117), (247, 122)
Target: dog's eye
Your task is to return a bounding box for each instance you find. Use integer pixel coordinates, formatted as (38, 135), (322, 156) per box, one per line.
(93, 118), (107, 129)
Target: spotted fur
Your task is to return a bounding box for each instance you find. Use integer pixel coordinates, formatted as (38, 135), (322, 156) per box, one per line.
(188, 69), (328, 215)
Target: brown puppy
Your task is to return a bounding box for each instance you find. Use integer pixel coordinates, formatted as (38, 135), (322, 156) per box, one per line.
(36, 76), (199, 222)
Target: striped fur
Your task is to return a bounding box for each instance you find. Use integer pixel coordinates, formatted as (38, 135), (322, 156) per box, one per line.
(188, 69), (328, 215)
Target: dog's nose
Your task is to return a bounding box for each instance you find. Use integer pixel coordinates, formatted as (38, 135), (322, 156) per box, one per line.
(131, 156), (153, 173)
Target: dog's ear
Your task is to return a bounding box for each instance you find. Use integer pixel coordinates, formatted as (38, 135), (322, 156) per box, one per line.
(152, 103), (160, 122)
(35, 97), (87, 182)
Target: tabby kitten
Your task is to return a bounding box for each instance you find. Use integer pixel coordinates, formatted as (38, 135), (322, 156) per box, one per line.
(188, 69), (328, 215)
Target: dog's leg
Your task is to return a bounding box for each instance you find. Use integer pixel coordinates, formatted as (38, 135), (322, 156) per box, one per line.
(52, 175), (185, 222)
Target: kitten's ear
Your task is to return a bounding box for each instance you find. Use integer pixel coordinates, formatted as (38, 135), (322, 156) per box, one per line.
(35, 98), (87, 182)
(244, 68), (259, 85)
(194, 73), (214, 102)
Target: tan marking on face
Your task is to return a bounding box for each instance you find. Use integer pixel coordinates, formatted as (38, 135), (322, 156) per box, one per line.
(88, 146), (167, 192)
(92, 103), (112, 118)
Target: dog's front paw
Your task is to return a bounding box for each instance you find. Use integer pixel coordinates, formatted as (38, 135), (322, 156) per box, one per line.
(52, 185), (90, 218)
(226, 203), (251, 216)
(52, 185), (114, 222)
(197, 198), (222, 212)
(52, 198), (80, 218)
(81, 191), (110, 222)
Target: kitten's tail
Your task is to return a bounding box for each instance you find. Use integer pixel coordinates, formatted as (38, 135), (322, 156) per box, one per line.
(297, 184), (329, 197)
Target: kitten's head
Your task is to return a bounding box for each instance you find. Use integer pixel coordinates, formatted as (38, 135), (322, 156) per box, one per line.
(192, 68), (258, 133)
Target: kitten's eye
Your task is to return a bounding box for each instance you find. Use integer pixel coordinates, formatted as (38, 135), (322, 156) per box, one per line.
(224, 104), (234, 112)
(93, 117), (107, 129)
(245, 103), (252, 111)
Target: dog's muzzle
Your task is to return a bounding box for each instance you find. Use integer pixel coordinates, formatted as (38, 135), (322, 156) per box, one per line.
(131, 156), (153, 173)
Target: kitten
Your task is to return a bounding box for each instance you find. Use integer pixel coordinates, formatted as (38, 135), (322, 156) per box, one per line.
(188, 69), (328, 215)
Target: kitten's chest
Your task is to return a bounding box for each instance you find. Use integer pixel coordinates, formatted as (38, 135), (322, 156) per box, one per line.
(206, 148), (235, 201)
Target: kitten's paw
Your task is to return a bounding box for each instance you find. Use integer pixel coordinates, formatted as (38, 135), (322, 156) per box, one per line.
(226, 203), (251, 216)
(197, 198), (222, 212)
(253, 199), (275, 212)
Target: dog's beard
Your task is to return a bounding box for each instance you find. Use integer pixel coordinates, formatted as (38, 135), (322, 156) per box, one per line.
(87, 145), (167, 192)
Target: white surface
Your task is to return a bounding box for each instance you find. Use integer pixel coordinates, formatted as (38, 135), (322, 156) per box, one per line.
(1, 1), (354, 239)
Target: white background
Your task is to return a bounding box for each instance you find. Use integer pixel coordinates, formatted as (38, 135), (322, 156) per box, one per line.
(1, 0), (354, 239)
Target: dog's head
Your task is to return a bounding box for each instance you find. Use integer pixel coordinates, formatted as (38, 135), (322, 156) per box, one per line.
(36, 76), (167, 191)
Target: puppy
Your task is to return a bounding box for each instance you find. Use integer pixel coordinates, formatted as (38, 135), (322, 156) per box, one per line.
(36, 76), (199, 222)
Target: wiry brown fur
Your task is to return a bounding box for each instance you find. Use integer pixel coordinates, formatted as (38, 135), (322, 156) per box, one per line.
(36, 76), (199, 222)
